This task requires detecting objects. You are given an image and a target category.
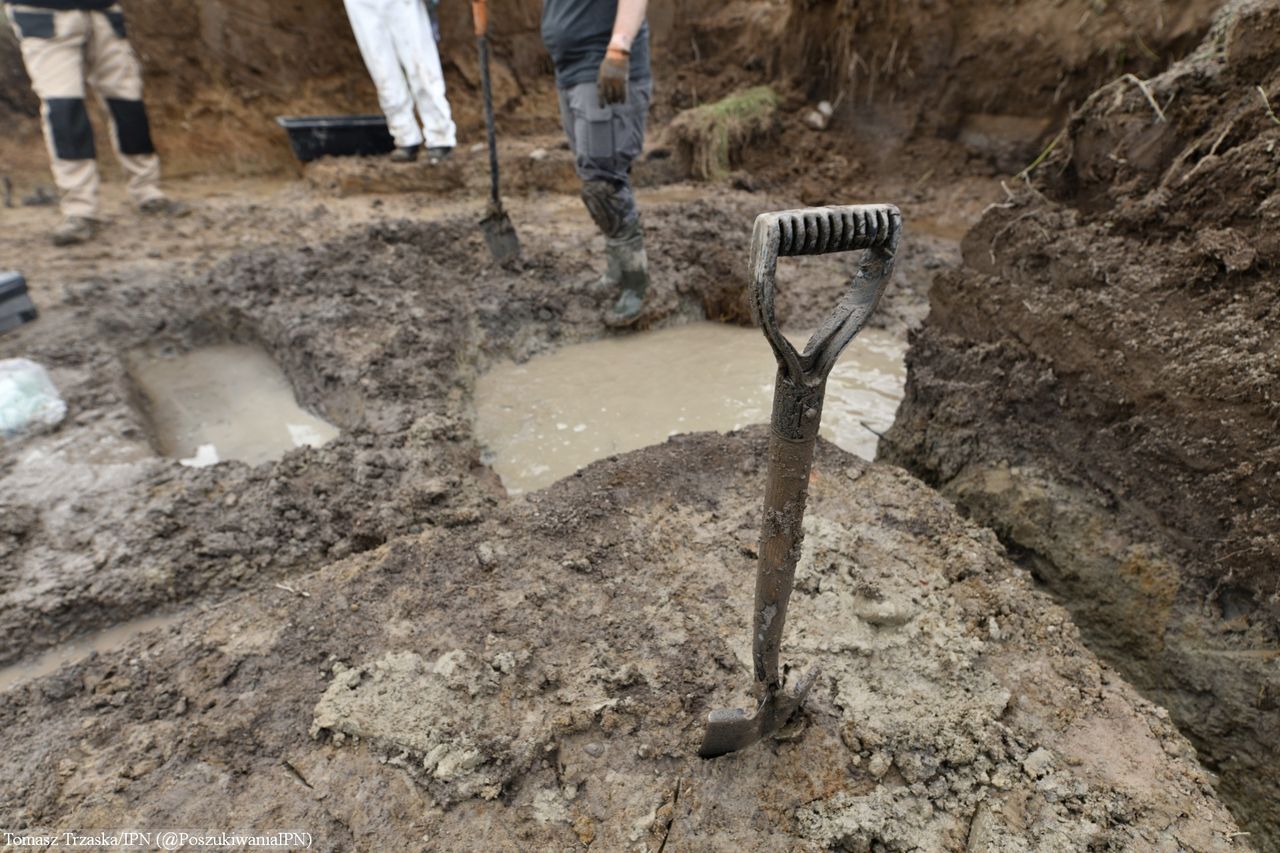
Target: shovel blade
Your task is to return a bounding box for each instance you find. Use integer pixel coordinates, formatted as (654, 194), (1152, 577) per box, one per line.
(698, 668), (817, 759)
(481, 206), (521, 266)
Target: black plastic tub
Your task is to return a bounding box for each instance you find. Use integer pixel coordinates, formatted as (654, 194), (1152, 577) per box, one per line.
(0, 271), (37, 335)
(276, 115), (395, 163)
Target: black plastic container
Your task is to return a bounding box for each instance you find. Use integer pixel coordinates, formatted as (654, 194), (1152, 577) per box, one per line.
(0, 271), (37, 335)
(276, 115), (396, 162)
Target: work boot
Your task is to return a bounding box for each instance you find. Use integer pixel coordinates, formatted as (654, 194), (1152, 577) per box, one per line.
(603, 219), (649, 327)
(139, 197), (191, 218)
(426, 146), (453, 164)
(51, 215), (94, 246)
(594, 217), (639, 292)
(390, 145), (420, 163)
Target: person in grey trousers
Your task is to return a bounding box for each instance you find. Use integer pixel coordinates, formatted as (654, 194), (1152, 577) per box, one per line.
(541, 0), (651, 326)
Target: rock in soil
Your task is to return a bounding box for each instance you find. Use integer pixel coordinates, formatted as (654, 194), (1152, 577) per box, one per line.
(0, 432), (1245, 850)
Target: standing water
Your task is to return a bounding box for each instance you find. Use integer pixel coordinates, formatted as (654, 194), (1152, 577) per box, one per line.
(474, 322), (906, 494)
(0, 613), (182, 692)
(129, 344), (340, 467)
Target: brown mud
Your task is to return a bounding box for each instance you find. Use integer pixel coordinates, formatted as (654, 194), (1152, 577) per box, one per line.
(0, 179), (956, 670)
(883, 0), (1280, 843)
(0, 0), (1264, 846)
(0, 433), (1247, 850)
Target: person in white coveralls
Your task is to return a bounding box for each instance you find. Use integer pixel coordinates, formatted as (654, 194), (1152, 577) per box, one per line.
(343, 0), (457, 163)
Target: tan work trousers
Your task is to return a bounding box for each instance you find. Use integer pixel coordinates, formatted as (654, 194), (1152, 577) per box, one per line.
(6, 3), (163, 218)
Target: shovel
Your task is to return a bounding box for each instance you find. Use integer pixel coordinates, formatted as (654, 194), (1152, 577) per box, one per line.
(699, 204), (903, 759)
(471, 0), (521, 265)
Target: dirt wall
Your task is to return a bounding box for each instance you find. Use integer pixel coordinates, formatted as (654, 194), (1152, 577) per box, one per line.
(781, 0), (1219, 150)
(3, 0), (1228, 183)
(881, 0), (1280, 842)
(0, 0), (731, 180)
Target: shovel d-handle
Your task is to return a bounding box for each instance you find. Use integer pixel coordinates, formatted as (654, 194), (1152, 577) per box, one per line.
(750, 204), (902, 414)
(749, 204), (902, 691)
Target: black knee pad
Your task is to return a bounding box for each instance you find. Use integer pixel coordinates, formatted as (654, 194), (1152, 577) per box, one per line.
(106, 98), (155, 155)
(45, 98), (95, 160)
(580, 179), (633, 239)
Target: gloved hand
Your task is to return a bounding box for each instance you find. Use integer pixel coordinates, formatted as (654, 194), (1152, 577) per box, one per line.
(597, 47), (629, 107)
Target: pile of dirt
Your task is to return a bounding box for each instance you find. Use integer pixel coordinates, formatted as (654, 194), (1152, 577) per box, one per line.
(0, 431), (1247, 850)
(882, 0), (1280, 843)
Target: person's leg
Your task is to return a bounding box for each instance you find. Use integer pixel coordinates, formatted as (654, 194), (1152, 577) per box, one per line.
(388, 0), (455, 151)
(84, 5), (164, 208)
(7, 5), (98, 223)
(563, 80), (653, 324)
(343, 0), (423, 149)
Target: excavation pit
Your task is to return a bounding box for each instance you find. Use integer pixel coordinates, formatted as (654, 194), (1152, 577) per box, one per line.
(128, 344), (339, 468)
(474, 321), (906, 494)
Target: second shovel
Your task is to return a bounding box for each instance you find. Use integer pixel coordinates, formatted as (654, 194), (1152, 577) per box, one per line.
(471, 0), (520, 265)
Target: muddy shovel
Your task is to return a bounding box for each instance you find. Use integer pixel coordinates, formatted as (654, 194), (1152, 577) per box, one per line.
(471, 0), (521, 265)
(699, 204), (903, 759)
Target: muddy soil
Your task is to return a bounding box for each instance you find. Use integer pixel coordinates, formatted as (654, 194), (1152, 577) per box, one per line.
(0, 175), (962, 672)
(883, 0), (1280, 843)
(0, 431), (1248, 850)
(0, 0), (1261, 844)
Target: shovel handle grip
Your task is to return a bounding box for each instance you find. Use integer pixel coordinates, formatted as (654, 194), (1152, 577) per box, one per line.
(471, 0), (488, 36)
(749, 204), (902, 393)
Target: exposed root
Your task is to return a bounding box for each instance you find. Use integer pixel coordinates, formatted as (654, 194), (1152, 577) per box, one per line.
(1120, 73), (1167, 123)
(1258, 85), (1280, 126)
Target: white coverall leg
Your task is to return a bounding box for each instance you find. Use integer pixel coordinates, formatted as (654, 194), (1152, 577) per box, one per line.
(343, 0), (457, 150)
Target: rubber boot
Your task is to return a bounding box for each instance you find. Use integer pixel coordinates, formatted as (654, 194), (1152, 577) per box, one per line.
(604, 219), (649, 327)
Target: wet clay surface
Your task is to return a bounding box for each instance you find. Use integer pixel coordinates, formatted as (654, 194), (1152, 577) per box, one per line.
(0, 432), (1246, 850)
(883, 1), (1280, 842)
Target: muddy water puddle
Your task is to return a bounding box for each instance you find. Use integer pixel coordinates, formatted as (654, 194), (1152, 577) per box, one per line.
(130, 344), (339, 467)
(475, 322), (906, 494)
(0, 613), (182, 692)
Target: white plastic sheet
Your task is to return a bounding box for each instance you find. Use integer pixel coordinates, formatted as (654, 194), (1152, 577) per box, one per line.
(0, 358), (66, 439)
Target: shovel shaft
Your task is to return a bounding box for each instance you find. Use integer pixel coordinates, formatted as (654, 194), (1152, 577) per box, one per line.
(754, 372), (824, 689)
(477, 35), (501, 208)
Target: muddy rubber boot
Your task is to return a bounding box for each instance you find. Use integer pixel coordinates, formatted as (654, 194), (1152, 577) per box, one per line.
(604, 221), (649, 327)
(51, 216), (94, 246)
(594, 217), (640, 293)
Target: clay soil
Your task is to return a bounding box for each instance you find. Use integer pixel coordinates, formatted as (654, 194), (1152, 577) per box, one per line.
(0, 0), (1267, 849)
(883, 0), (1280, 845)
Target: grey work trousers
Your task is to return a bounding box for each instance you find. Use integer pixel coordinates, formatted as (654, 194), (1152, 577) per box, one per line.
(557, 79), (652, 232)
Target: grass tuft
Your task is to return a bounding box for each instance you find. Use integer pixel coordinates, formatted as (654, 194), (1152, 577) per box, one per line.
(665, 86), (781, 180)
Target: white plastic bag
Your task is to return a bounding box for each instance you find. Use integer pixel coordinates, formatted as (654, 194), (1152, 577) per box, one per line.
(0, 358), (67, 439)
